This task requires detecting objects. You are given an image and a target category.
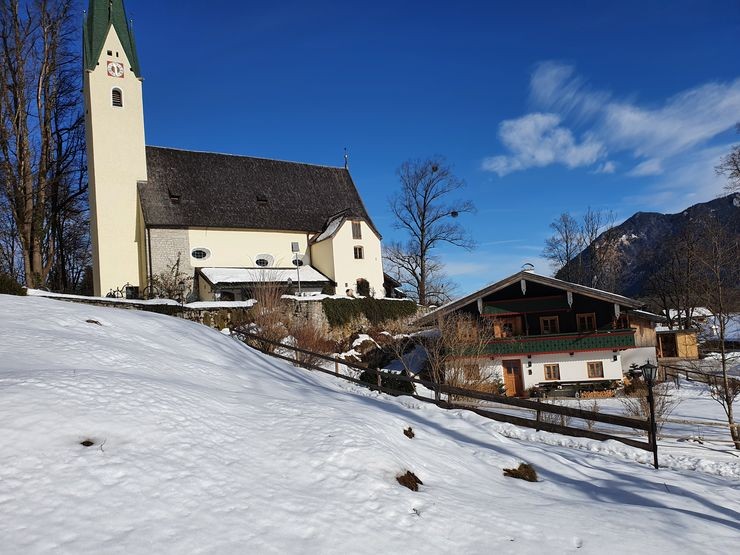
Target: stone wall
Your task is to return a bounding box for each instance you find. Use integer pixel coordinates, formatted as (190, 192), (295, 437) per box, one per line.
(149, 227), (193, 279)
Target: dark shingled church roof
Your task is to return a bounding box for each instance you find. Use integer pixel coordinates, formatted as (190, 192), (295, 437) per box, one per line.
(138, 147), (380, 236)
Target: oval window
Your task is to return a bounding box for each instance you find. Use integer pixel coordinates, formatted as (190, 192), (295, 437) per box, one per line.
(291, 258), (304, 267)
(191, 248), (210, 260)
(254, 254), (274, 267)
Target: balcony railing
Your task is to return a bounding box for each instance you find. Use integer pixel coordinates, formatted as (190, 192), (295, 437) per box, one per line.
(481, 329), (636, 356)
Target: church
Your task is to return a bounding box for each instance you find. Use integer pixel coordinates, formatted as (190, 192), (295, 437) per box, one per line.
(82, 0), (385, 300)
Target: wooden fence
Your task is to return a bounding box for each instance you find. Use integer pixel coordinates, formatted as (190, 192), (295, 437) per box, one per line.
(237, 332), (654, 454)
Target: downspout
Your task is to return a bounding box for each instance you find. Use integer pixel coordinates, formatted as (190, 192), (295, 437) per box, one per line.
(146, 226), (154, 289)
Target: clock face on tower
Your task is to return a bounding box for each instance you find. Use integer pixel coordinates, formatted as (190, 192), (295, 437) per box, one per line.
(107, 61), (124, 78)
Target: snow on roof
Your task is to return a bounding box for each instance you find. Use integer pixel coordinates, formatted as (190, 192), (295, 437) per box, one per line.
(667, 307), (713, 319)
(312, 214), (344, 243)
(200, 266), (331, 285)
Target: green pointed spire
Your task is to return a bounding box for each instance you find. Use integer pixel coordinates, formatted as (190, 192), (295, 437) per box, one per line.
(83, 0), (141, 77)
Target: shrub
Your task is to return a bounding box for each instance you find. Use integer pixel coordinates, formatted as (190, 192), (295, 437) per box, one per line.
(0, 273), (26, 296)
(322, 298), (417, 327)
(359, 369), (415, 395)
(620, 380), (680, 437)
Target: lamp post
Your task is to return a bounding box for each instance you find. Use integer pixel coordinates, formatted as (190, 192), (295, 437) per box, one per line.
(641, 361), (659, 469)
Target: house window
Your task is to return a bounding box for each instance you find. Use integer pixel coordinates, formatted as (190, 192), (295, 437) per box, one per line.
(353, 246), (364, 259)
(540, 316), (559, 335)
(544, 364), (560, 381)
(255, 258), (269, 267)
(577, 312), (596, 332)
(352, 221), (362, 240)
(614, 314), (629, 329)
(291, 258), (304, 266)
(587, 361), (604, 378)
(191, 248), (210, 260)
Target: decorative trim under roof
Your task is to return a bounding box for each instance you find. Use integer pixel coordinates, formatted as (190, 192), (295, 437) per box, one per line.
(419, 271), (644, 324)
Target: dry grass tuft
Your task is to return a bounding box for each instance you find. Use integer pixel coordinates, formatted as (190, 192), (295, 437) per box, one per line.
(397, 470), (423, 491)
(503, 463), (538, 482)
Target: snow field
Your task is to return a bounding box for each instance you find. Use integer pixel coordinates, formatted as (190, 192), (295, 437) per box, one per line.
(1, 295), (739, 553)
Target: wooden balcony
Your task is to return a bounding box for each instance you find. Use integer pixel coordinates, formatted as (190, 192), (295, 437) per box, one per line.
(481, 329), (636, 356)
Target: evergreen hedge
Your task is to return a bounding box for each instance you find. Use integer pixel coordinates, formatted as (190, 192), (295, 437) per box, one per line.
(322, 298), (417, 327)
(0, 273), (26, 296)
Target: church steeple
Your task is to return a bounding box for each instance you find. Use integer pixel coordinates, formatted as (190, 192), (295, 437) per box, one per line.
(83, 0), (141, 77)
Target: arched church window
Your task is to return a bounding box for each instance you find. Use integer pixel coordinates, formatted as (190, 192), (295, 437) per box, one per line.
(112, 88), (123, 108)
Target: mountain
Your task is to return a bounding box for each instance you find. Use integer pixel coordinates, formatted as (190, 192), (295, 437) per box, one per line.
(557, 193), (740, 298)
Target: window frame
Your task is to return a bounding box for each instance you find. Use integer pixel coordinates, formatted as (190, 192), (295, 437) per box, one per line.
(190, 248), (211, 261)
(351, 221), (362, 240)
(577, 312), (597, 333)
(539, 315), (560, 335)
(112, 87), (123, 108)
(544, 363), (560, 381)
(587, 361), (604, 378)
(353, 246), (364, 260)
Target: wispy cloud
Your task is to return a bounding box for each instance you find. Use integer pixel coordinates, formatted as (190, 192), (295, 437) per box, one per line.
(627, 158), (663, 177)
(481, 113), (605, 176)
(483, 61), (740, 182)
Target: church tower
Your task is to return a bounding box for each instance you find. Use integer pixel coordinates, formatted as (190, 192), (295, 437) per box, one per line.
(83, 0), (147, 296)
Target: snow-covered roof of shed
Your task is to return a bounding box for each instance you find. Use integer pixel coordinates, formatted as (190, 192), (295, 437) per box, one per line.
(200, 266), (332, 285)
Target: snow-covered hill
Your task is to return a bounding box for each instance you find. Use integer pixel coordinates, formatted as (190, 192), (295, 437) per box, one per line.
(1, 295), (738, 553)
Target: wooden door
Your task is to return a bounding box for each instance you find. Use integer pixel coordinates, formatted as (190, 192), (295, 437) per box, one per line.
(503, 359), (524, 397)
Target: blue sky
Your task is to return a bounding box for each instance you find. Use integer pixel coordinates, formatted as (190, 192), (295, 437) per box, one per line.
(119, 0), (740, 296)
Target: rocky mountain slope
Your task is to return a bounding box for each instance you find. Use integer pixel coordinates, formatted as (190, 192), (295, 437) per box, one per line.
(558, 193), (740, 298)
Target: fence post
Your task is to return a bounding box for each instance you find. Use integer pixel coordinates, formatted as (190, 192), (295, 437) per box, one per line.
(535, 397), (542, 431)
(376, 370), (382, 389)
(335, 359), (339, 376)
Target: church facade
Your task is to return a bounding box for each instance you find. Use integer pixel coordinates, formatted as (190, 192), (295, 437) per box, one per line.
(83, 1), (385, 300)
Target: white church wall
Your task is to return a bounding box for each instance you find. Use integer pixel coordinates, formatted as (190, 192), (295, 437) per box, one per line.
(327, 220), (384, 298)
(85, 26), (147, 296)
(185, 228), (312, 270)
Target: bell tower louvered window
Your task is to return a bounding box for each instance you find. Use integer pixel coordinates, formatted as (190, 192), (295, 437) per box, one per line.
(112, 88), (123, 108)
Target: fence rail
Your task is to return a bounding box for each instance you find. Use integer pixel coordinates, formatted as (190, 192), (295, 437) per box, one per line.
(237, 331), (653, 453)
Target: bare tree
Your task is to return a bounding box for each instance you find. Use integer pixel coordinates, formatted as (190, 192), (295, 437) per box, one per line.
(695, 214), (740, 449)
(543, 208), (617, 287)
(386, 157), (474, 306)
(0, 0), (86, 289)
(716, 124), (740, 193)
(543, 212), (583, 282)
(384, 244), (456, 306)
(422, 312), (501, 402)
(644, 223), (703, 330)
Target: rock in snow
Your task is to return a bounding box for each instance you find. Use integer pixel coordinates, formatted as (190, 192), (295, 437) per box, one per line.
(1, 295), (739, 553)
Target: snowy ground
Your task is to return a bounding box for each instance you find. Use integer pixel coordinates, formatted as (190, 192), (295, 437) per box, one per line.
(1, 295), (739, 553)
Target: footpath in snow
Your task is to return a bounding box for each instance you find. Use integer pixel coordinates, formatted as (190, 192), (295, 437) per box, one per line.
(1, 295), (739, 553)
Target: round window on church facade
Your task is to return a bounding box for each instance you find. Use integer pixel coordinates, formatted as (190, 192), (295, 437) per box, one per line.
(255, 258), (269, 267)
(191, 248), (210, 261)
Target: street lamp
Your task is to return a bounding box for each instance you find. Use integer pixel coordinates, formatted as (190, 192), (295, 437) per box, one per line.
(640, 361), (659, 469)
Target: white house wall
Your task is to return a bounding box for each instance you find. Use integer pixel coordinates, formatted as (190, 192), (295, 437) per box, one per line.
(484, 351), (624, 391)
(621, 346), (658, 373)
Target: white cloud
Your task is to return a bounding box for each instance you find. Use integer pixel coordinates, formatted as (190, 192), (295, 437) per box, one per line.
(594, 161), (616, 174)
(627, 158), (663, 177)
(481, 113), (605, 176)
(484, 62), (740, 179)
